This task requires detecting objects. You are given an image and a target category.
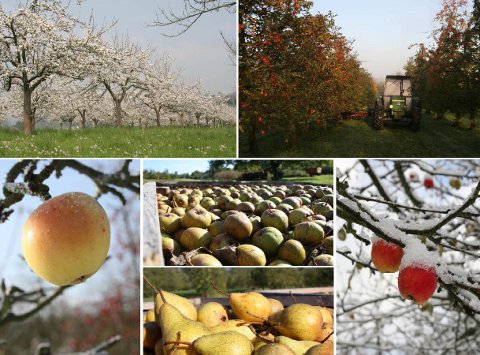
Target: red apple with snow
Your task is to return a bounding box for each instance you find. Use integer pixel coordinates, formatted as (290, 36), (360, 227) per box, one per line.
(371, 237), (404, 273)
(397, 241), (438, 305)
(423, 177), (434, 189)
(398, 265), (437, 304)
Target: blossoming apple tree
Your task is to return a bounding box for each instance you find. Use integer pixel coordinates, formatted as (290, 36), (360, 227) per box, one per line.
(0, 0), (110, 135)
(336, 159), (480, 353)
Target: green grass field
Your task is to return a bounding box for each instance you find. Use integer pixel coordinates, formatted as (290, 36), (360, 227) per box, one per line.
(0, 126), (236, 158)
(240, 114), (480, 157)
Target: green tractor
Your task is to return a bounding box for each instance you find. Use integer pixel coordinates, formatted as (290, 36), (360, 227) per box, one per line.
(373, 75), (421, 130)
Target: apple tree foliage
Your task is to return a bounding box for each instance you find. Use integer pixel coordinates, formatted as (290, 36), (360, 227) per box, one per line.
(336, 159), (480, 353)
(405, 0), (480, 129)
(239, 0), (376, 153)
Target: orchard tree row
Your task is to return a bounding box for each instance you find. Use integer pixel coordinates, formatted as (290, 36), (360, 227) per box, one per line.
(0, 0), (235, 135)
(239, 0), (377, 153)
(405, 0), (480, 129)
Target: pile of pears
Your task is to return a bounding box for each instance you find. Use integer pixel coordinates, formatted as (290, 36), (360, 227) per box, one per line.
(143, 287), (334, 355)
(158, 183), (334, 266)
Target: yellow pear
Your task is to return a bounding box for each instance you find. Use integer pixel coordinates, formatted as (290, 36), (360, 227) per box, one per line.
(305, 342), (334, 355)
(268, 299), (284, 315)
(210, 319), (257, 342)
(154, 290), (197, 324)
(255, 343), (295, 355)
(268, 304), (323, 341)
(145, 309), (156, 323)
(197, 302), (229, 327)
(21, 192), (110, 286)
(230, 292), (272, 322)
(158, 303), (210, 355)
(314, 307), (333, 328)
(193, 331), (253, 355)
(274, 336), (320, 355)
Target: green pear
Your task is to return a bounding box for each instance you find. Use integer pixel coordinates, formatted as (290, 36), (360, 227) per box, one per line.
(289, 208), (314, 226)
(189, 254), (223, 266)
(154, 290), (197, 323)
(308, 254), (333, 266)
(251, 227), (284, 257)
(230, 292), (272, 322)
(322, 236), (333, 255)
(172, 207), (186, 217)
(278, 240), (306, 266)
(274, 336), (320, 355)
(197, 302), (229, 327)
(210, 319), (257, 342)
(269, 304), (323, 341)
(268, 259), (292, 266)
(293, 222), (325, 246)
(179, 228), (212, 251)
(162, 236), (181, 255)
(237, 201), (255, 213)
(275, 203), (294, 216)
(159, 213), (182, 234)
(208, 220), (225, 237)
(261, 209), (289, 231)
(255, 343), (295, 355)
(224, 213), (253, 241)
(250, 215), (263, 234)
(237, 244), (267, 266)
(281, 196), (302, 209)
(304, 342), (334, 355)
(311, 202), (332, 217)
(181, 207), (211, 228)
(200, 197), (216, 209)
(193, 331), (254, 355)
(158, 303), (210, 355)
(256, 200), (277, 215)
(174, 194), (189, 208)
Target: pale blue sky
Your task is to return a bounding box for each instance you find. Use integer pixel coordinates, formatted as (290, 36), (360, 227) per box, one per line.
(143, 159), (210, 174)
(313, 0), (461, 80)
(0, 160), (140, 305)
(2, 0), (236, 93)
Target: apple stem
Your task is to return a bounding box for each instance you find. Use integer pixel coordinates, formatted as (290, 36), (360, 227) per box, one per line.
(211, 281), (230, 297)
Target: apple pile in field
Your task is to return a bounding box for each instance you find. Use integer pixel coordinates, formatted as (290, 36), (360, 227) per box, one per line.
(370, 237), (437, 305)
(157, 184), (334, 266)
(21, 192), (110, 286)
(143, 287), (334, 355)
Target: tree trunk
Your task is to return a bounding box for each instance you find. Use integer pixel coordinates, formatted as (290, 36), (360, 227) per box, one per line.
(179, 113), (185, 128)
(155, 109), (161, 127)
(469, 111), (476, 130)
(23, 88), (33, 135)
(196, 114), (200, 127)
(80, 109), (86, 129)
(213, 117), (216, 128)
(453, 112), (462, 128)
(93, 120), (98, 128)
(248, 122), (258, 156)
(68, 119), (73, 130)
(114, 100), (122, 126)
(287, 122), (296, 148)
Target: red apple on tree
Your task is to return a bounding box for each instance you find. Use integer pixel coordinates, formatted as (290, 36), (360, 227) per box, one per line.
(371, 237), (404, 273)
(398, 265), (437, 305)
(423, 177), (434, 189)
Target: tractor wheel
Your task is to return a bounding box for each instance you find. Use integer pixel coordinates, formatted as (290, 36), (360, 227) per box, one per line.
(411, 102), (422, 131)
(373, 108), (384, 130)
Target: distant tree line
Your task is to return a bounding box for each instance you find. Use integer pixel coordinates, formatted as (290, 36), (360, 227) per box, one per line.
(143, 268), (333, 298)
(143, 160), (333, 181)
(405, 0), (480, 129)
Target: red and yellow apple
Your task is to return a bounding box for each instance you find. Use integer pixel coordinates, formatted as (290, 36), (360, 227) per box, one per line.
(21, 192), (110, 286)
(371, 238), (404, 273)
